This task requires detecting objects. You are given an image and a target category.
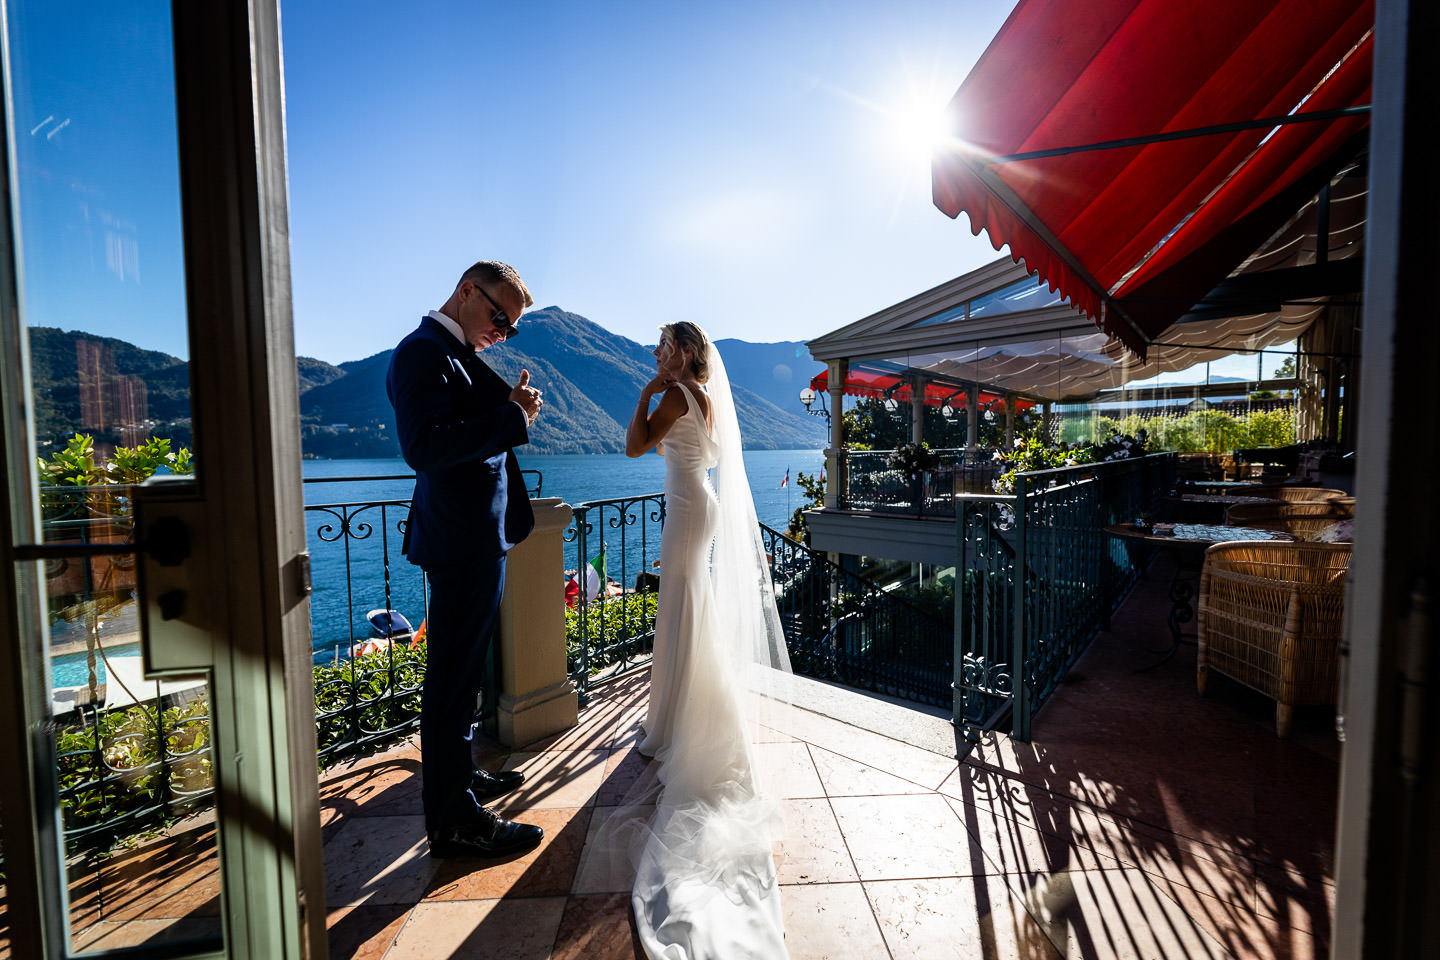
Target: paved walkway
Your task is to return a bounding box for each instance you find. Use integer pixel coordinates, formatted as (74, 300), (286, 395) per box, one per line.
(321, 569), (1336, 959)
(10, 565), (1338, 958)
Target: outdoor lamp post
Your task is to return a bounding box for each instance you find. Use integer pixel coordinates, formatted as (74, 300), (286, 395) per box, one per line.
(799, 386), (830, 424)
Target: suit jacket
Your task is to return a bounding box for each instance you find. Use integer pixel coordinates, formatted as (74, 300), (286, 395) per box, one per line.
(387, 315), (535, 570)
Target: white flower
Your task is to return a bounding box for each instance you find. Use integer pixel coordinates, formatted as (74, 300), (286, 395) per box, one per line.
(1013, 438), (1024, 449)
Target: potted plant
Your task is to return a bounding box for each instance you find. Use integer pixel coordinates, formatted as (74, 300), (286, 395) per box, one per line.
(888, 441), (941, 514)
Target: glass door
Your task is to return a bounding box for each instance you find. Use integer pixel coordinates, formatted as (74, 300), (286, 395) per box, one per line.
(0, 1), (323, 957)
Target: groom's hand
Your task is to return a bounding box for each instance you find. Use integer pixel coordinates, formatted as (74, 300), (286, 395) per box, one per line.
(510, 368), (543, 423)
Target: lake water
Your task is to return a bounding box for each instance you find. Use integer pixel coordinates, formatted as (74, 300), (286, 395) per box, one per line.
(301, 449), (824, 661)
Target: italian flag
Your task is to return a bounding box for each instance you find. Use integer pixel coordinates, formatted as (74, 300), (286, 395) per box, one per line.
(584, 546), (608, 600)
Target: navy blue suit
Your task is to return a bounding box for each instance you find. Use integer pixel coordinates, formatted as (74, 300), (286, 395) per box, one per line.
(387, 315), (534, 831)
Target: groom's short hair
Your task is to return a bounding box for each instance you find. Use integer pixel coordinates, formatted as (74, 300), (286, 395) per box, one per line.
(458, 260), (534, 309)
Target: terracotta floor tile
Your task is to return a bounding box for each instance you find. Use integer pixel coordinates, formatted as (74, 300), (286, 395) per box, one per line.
(830, 794), (983, 881)
(571, 806), (642, 896)
(520, 692), (636, 753)
(552, 894), (646, 960)
(70, 916), (221, 953)
(1252, 863), (1334, 937)
(596, 746), (654, 806)
(383, 897), (567, 960)
(946, 795), (1123, 877)
(492, 749), (610, 812)
(320, 752), (424, 820)
(323, 814), (436, 907)
(810, 743), (932, 798)
(754, 740), (825, 799)
(424, 807), (591, 901)
(864, 875), (1062, 959)
(320, 740), (423, 781)
(1005, 867), (1230, 959)
(1146, 869), (1327, 960)
(776, 799), (857, 884)
(786, 712), (959, 790)
(780, 882), (888, 960)
(947, 767), (1258, 908)
(325, 903), (412, 960)
(66, 830), (222, 924)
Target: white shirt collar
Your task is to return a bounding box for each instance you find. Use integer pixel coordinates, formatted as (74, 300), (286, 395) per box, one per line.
(427, 309), (472, 350)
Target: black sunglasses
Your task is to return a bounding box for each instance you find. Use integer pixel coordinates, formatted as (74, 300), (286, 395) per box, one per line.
(470, 282), (520, 340)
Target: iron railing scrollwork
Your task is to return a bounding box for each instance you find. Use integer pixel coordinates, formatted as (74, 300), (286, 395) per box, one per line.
(564, 493), (665, 697)
(953, 453), (1177, 740)
(760, 523), (954, 707)
(560, 492), (955, 710)
(27, 471), (542, 862)
(839, 448), (999, 517)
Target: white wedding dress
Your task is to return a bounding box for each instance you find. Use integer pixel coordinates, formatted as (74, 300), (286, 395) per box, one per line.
(621, 348), (792, 960)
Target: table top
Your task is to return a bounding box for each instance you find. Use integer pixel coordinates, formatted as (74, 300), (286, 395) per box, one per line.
(1181, 479), (1318, 491)
(1171, 493), (1283, 505)
(1104, 522), (1296, 547)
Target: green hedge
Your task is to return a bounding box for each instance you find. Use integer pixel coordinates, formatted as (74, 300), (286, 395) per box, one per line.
(1087, 408), (1296, 453)
(566, 593), (659, 676)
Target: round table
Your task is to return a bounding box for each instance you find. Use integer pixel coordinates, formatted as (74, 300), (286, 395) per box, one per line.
(1165, 493), (1283, 524)
(1105, 523), (1296, 668)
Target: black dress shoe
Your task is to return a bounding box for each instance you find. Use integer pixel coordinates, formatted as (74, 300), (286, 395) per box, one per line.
(428, 806), (544, 859)
(470, 767), (525, 800)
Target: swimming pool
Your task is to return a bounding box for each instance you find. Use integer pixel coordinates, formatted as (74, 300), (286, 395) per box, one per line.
(51, 643), (139, 688)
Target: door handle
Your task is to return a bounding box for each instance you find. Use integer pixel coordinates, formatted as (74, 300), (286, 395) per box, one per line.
(133, 478), (217, 675)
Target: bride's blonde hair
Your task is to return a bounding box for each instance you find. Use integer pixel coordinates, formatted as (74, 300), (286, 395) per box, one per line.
(659, 321), (710, 382)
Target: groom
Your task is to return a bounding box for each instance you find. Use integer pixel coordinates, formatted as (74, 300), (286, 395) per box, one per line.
(387, 260), (545, 858)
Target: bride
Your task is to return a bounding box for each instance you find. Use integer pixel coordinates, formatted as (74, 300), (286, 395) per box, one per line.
(614, 321), (793, 959)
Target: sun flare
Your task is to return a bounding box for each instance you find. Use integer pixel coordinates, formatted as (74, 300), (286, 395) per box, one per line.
(887, 97), (951, 161)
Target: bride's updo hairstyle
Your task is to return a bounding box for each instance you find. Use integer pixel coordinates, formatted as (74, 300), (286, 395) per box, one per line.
(660, 321), (710, 383)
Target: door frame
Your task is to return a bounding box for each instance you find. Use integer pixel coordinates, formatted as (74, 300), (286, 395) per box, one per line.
(0, 1), (326, 956)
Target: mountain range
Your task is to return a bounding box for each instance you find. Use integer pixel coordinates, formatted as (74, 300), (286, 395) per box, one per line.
(29, 308), (827, 459)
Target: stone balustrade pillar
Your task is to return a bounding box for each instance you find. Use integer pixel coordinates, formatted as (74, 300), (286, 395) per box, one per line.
(495, 497), (578, 747)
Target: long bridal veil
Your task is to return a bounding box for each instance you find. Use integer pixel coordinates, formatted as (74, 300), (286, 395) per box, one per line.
(576, 339), (795, 960)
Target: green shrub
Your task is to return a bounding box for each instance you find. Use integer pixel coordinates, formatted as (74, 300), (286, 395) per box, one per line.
(566, 593), (659, 675)
(46, 639), (426, 861)
(1089, 407), (1295, 454)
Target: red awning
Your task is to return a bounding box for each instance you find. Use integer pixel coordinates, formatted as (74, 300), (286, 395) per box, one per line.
(809, 369), (1033, 411)
(932, 0), (1373, 357)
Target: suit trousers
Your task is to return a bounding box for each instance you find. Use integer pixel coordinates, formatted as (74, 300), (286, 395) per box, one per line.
(420, 554), (506, 833)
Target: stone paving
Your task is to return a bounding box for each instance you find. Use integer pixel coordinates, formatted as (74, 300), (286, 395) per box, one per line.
(5, 566), (1338, 958)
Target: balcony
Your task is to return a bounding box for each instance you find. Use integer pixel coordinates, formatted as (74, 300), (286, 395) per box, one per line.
(11, 561), (1335, 959)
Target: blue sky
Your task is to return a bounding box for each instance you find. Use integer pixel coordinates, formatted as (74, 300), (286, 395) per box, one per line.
(6, 0), (1283, 384)
(279, 0), (1016, 362)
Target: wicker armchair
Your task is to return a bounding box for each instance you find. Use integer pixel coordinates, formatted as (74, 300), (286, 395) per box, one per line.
(1197, 541), (1351, 737)
(1224, 501), (1354, 540)
(1264, 486), (1350, 503)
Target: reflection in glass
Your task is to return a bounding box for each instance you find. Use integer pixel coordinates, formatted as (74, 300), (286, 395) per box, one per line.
(4, 0), (220, 953)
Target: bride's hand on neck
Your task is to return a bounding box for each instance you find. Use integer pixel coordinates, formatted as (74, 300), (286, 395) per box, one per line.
(643, 374), (677, 398)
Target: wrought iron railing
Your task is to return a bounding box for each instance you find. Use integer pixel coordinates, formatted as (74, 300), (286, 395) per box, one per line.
(302, 469), (541, 755)
(839, 448), (1000, 517)
(304, 493), (432, 761)
(954, 453), (1177, 740)
(560, 486), (955, 706)
(34, 471), (546, 858)
(565, 493), (665, 696)
(760, 523), (953, 706)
